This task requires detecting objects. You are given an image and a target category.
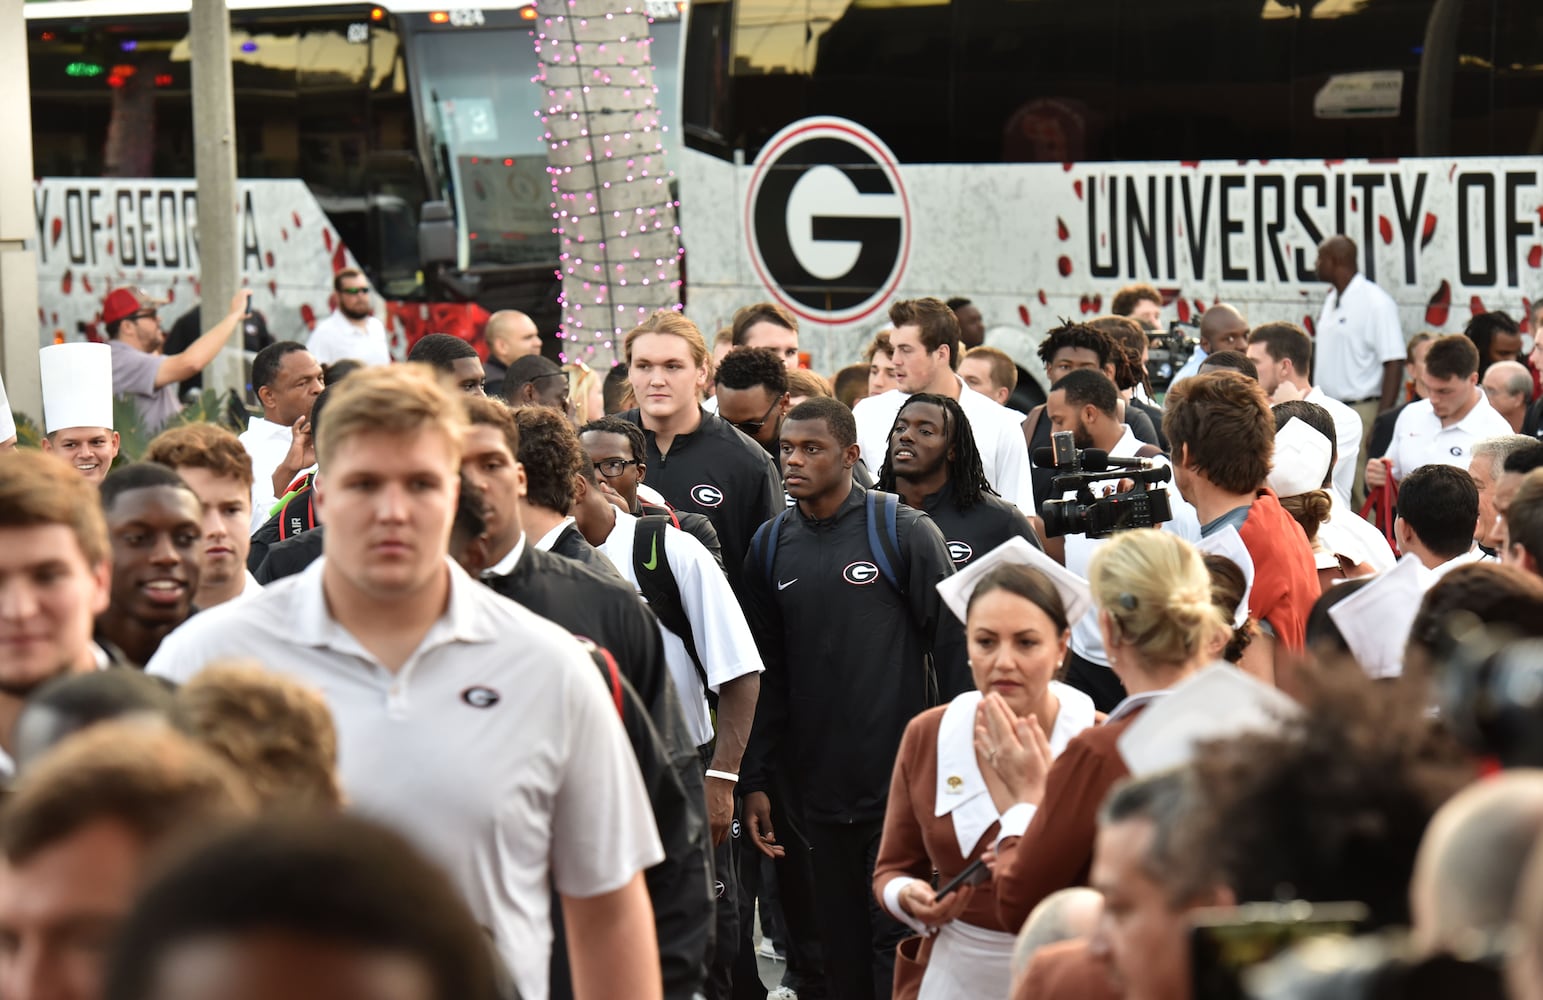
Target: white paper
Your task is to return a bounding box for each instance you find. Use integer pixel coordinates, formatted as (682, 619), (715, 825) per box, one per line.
(936, 537), (1093, 626)
(1194, 525), (1255, 629)
(1117, 663), (1300, 776)
(1327, 555), (1434, 679)
(0, 370), (14, 441)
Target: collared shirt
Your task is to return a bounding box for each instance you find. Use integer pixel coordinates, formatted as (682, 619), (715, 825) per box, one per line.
(146, 557), (663, 1000)
(1170, 345), (1208, 388)
(239, 414), (312, 532)
(1387, 393), (1514, 481)
(108, 339), (181, 431)
(532, 517), (577, 554)
(1304, 385), (1366, 506)
(853, 375), (1036, 515)
(305, 310), (392, 366)
(1065, 427), (1202, 666)
(1315, 273), (1407, 402)
(485, 533), (528, 578)
(599, 510), (762, 747)
(1430, 544), (1488, 579)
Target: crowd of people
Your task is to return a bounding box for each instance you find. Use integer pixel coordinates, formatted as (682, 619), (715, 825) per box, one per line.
(4, 233), (1543, 1000)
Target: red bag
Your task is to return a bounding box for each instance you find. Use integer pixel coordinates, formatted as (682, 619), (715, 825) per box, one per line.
(1358, 462), (1401, 556)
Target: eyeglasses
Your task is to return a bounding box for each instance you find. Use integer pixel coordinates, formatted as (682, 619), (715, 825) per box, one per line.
(130, 310), (158, 321)
(729, 397), (782, 436)
(593, 458), (640, 478)
(340, 286), (370, 295)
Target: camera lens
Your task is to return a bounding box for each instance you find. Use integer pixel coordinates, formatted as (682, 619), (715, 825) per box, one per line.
(1040, 498), (1085, 538)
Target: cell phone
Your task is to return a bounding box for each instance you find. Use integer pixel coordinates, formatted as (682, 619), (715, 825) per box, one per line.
(932, 857), (989, 903)
(1189, 901), (1368, 1000)
(243, 291), (254, 318)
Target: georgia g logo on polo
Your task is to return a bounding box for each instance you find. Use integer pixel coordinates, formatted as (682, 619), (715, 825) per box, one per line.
(461, 686), (501, 709)
(691, 484), (725, 507)
(843, 561), (879, 585)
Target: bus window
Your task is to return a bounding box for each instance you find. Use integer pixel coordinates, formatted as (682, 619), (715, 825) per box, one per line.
(1490, 0), (1543, 156)
(410, 22), (553, 270)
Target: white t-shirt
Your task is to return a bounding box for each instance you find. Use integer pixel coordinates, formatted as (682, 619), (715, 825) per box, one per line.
(1386, 393), (1514, 481)
(1063, 427), (1202, 666)
(1314, 273), (1407, 403)
(148, 557), (663, 1000)
(853, 375), (1036, 515)
(599, 509), (763, 747)
(306, 310), (392, 366)
(1304, 386), (1366, 507)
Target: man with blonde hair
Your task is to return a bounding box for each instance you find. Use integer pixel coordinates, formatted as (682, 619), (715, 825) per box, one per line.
(0, 722), (256, 1000)
(0, 451), (115, 775)
(145, 423), (262, 608)
(149, 365), (667, 1000)
(174, 661), (342, 811)
(959, 345), (1018, 406)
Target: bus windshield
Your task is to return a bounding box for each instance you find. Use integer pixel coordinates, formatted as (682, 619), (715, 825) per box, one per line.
(410, 21), (555, 272)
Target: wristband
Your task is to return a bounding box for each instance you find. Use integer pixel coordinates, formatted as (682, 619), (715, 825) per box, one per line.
(705, 769), (739, 783)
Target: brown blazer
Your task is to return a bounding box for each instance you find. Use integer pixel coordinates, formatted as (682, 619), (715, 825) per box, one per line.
(1013, 939), (1120, 1000)
(873, 704), (1014, 935)
(994, 706), (1148, 930)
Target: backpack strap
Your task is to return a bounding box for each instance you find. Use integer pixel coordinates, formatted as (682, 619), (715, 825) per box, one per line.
(751, 509), (791, 591)
(864, 490), (907, 594)
(633, 515), (711, 700)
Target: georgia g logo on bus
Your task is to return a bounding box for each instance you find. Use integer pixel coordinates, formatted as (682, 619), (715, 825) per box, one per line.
(746, 117), (911, 325)
(843, 561), (880, 585)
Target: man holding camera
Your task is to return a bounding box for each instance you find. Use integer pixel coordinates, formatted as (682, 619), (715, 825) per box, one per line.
(1043, 370), (1200, 710)
(1163, 372), (1319, 687)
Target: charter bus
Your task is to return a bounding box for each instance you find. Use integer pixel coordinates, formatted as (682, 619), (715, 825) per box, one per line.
(26, 0), (685, 351)
(675, 0), (1543, 383)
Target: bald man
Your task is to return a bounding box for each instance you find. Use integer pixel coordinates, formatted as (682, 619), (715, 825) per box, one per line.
(1316, 235), (1408, 503)
(1169, 303), (1249, 389)
(483, 310), (542, 393)
(1482, 360), (1533, 434)
(1413, 771), (1543, 960)
(1011, 888), (1103, 987)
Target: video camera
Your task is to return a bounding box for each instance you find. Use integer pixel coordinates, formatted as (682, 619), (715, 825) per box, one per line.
(1433, 618), (1543, 769)
(1033, 430), (1174, 538)
(1148, 320), (1200, 394)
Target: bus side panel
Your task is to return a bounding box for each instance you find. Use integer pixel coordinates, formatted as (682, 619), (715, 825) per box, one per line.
(681, 149), (1543, 374)
(34, 177), (365, 350)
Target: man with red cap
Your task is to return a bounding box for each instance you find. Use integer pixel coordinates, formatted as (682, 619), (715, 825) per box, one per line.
(103, 287), (247, 431)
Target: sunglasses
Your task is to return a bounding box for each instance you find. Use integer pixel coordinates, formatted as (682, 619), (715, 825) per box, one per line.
(340, 286), (370, 295)
(130, 310), (159, 321)
(729, 397), (781, 436)
(593, 458), (640, 478)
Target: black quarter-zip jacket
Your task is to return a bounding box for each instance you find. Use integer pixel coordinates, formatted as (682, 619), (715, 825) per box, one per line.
(919, 480), (1043, 569)
(621, 407), (782, 595)
(739, 485), (963, 824)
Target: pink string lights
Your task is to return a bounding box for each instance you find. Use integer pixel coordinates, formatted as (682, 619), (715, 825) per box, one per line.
(532, 0), (684, 364)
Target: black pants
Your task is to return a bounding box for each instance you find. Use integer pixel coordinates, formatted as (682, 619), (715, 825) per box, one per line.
(1062, 648), (1128, 713)
(805, 819), (907, 1000)
(730, 787), (827, 1000)
(704, 802), (739, 1000)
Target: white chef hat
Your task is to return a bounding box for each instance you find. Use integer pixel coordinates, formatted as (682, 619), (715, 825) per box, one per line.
(936, 536), (1094, 625)
(40, 343), (114, 435)
(1267, 417), (1333, 498)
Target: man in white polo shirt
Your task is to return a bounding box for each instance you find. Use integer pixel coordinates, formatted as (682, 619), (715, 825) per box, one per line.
(1246, 322), (1363, 506)
(240, 341), (325, 531)
(148, 366), (664, 1000)
(306, 269), (392, 366)
(1370, 334), (1513, 489)
(853, 297), (1036, 515)
(1315, 235), (1408, 500)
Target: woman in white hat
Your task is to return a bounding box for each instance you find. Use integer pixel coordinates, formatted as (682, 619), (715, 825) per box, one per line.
(872, 543), (1098, 1000)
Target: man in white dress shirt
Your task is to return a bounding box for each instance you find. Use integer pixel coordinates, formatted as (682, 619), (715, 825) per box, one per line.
(853, 297), (1036, 515)
(305, 269), (392, 367)
(1370, 335), (1512, 489)
(1315, 236), (1408, 501)
(1246, 322), (1363, 506)
(239, 342), (325, 530)
(148, 366), (664, 1000)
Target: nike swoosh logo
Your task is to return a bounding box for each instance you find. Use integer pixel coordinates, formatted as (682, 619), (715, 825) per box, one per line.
(777, 579), (797, 590)
(642, 535), (659, 571)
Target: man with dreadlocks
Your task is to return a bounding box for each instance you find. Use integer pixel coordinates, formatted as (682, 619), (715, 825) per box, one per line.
(1044, 370), (1201, 710)
(879, 393), (1042, 569)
